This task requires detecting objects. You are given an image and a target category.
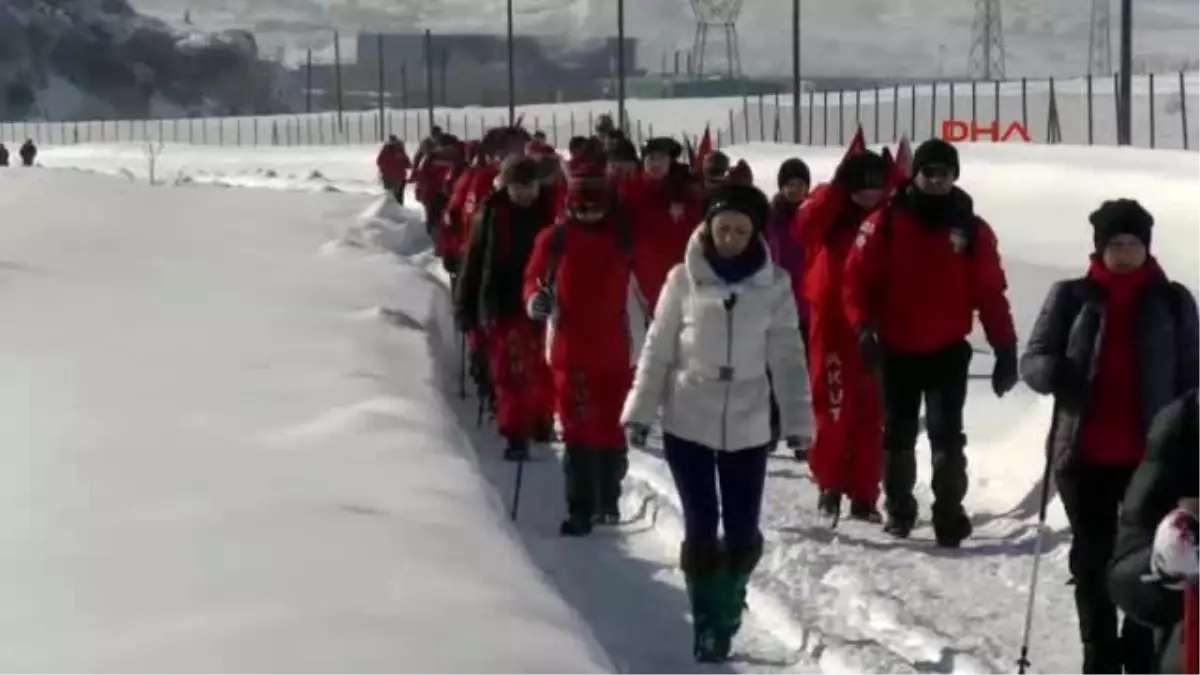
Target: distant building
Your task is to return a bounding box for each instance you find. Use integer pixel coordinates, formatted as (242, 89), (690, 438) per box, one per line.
(299, 31), (640, 111)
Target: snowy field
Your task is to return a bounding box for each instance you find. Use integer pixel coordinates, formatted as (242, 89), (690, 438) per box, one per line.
(0, 170), (612, 672)
(20, 137), (1200, 672)
(6, 72), (1199, 151)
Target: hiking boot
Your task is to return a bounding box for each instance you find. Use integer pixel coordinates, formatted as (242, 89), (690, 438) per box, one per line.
(532, 418), (555, 444)
(792, 446), (809, 462)
(712, 539), (763, 660)
(502, 438), (529, 462)
(883, 512), (915, 539)
(849, 500), (883, 523)
(559, 516), (593, 537)
(681, 540), (727, 663)
(817, 491), (842, 520)
(594, 510), (621, 526)
(933, 507), (973, 548)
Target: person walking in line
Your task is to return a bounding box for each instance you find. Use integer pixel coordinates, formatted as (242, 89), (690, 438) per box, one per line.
(1109, 388), (1199, 675)
(620, 183), (814, 663)
(1021, 198), (1198, 673)
(843, 138), (1018, 547)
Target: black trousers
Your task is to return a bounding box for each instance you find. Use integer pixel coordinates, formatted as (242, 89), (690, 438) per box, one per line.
(563, 445), (628, 521)
(879, 339), (972, 521)
(1057, 465), (1155, 674)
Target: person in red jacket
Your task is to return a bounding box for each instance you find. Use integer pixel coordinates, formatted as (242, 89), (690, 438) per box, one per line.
(455, 155), (556, 461)
(622, 137), (703, 316)
(843, 139), (1018, 546)
(524, 162), (636, 536)
(795, 151), (889, 523)
(376, 135), (411, 204)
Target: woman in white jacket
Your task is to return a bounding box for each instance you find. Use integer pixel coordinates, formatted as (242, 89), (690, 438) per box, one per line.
(621, 183), (815, 663)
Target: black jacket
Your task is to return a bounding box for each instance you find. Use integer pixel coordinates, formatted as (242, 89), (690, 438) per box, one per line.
(1108, 388), (1199, 674)
(454, 189), (551, 331)
(1019, 265), (1199, 470)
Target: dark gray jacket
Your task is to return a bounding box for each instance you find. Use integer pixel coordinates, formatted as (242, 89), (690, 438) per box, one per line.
(1019, 267), (1199, 470)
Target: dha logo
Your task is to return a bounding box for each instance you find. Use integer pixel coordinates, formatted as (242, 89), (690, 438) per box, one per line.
(941, 120), (1032, 143)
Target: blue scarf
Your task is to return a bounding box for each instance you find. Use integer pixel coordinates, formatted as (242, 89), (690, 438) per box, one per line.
(704, 237), (767, 285)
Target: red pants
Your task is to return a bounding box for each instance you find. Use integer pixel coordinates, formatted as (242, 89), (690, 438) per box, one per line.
(486, 317), (553, 439)
(805, 335), (882, 503)
(553, 366), (631, 448)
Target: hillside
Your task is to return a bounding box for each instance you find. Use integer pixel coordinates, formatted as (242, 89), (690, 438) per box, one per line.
(128, 0), (1199, 78)
(0, 0), (294, 121)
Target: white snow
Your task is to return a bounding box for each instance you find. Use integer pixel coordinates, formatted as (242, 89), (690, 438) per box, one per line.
(0, 169), (612, 672)
(28, 131), (1200, 673)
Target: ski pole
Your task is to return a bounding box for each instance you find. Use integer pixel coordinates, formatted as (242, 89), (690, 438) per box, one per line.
(1017, 449), (1056, 674)
(510, 455), (526, 521)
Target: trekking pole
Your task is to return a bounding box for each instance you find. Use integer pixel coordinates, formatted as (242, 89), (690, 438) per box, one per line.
(509, 455), (526, 521)
(1017, 450), (1056, 674)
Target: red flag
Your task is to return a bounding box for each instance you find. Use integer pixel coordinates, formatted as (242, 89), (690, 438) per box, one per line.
(684, 135), (697, 170)
(894, 135), (913, 178)
(881, 146), (907, 192)
(696, 125), (713, 170)
(842, 124), (866, 162)
(1185, 583), (1198, 675)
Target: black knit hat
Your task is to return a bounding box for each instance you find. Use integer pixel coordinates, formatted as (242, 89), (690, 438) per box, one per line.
(777, 157), (811, 188)
(704, 183), (771, 235)
(607, 137), (639, 164)
(1089, 198), (1154, 252)
(642, 136), (683, 160)
(912, 138), (960, 179)
(704, 151), (731, 178)
(834, 151), (887, 192)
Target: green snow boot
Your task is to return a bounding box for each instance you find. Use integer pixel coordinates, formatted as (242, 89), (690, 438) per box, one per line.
(713, 538), (765, 657)
(680, 539), (726, 663)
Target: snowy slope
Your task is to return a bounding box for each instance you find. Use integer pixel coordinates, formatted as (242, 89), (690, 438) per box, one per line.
(0, 169), (612, 672)
(35, 139), (1200, 673)
(127, 0), (1200, 77)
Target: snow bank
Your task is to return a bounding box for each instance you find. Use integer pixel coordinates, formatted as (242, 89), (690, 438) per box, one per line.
(0, 169), (611, 672)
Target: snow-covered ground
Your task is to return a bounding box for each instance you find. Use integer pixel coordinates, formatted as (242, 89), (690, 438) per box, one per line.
(0, 169), (612, 672)
(6, 72), (1200, 151)
(27, 137), (1200, 673)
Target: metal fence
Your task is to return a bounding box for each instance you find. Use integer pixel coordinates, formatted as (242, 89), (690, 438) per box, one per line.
(2, 72), (1194, 151)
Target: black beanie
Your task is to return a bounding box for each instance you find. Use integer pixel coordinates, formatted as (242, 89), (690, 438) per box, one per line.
(1089, 198), (1154, 252)
(704, 183), (771, 235)
(607, 138), (639, 164)
(777, 157), (811, 188)
(912, 138), (960, 178)
(704, 151), (731, 178)
(834, 151), (887, 192)
(642, 136), (683, 160)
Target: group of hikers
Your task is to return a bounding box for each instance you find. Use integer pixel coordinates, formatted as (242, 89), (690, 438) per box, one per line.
(376, 116), (1198, 672)
(0, 140), (38, 167)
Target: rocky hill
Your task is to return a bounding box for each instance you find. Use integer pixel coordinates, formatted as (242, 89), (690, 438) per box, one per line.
(0, 0), (296, 121)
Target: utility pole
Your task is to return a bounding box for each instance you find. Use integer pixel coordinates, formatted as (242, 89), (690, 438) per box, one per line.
(1118, 0), (1132, 145)
(617, 0), (627, 130)
(791, 0), (800, 143)
(423, 29), (435, 133)
(506, 0), (515, 125)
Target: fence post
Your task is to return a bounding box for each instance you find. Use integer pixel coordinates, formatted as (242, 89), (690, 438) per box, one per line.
(949, 81), (956, 125)
(993, 80), (1001, 128)
(1113, 73), (1122, 144)
(742, 95), (750, 142)
(551, 112), (559, 146)
(333, 30), (344, 133)
(1021, 77), (1029, 132)
(892, 84), (899, 140)
(757, 92), (765, 142)
(1148, 73), (1156, 149)
(569, 110), (576, 137)
(728, 108), (736, 144)
(873, 85), (880, 142)
(807, 89), (814, 144)
(822, 90), (829, 146)
(854, 88), (861, 125)
(377, 32), (387, 142)
(929, 81), (937, 140)
(910, 84), (917, 140)
(1086, 74), (1095, 145)
(837, 89), (844, 144)
(1180, 71), (1190, 151)
(971, 80), (978, 125)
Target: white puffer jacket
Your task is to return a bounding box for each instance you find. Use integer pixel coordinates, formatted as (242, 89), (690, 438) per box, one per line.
(621, 226), (814, 451)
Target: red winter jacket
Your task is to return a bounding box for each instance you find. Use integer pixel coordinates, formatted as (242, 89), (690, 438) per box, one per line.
(795, 183), (874, 333)
(376, 142), (410, 181)
(523, 216), (633, 374)
(843, 186), (1016, 353)
(620, 167), (702, 314)
(439, 164), (499, 259)
(1077, 258), (1156, 465)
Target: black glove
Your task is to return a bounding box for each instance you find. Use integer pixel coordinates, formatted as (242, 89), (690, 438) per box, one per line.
(856, 325), (882, 372)
(992, 345), (1019, 398)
